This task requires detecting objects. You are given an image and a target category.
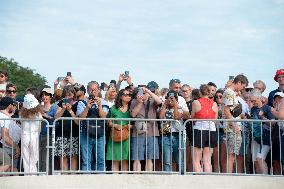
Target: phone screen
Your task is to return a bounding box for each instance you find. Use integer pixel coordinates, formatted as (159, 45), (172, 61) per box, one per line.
(124, 71), (129, 77)
(67, 72), (72, 77)
(137, 87), (144, 96)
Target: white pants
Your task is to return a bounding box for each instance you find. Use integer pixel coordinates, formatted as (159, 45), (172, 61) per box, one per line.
(21, 132), (39, 173)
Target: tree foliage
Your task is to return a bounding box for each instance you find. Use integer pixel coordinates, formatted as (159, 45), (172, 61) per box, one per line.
(0, 56), (47, 96)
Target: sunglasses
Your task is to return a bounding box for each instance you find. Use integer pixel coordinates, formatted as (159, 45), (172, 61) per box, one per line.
(7, 90), (17, 94)
(216, 95), (223, 99)
(41, 92), (52, 97)
(122, 93), (131, 97)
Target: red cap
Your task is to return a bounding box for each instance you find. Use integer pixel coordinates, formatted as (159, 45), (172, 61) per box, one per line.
(274, 69), (284, 82)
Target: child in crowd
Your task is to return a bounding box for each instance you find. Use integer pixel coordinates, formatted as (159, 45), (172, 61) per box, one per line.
(20, 94), (42, 173)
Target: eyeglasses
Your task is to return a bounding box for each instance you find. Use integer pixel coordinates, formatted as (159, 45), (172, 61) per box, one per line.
(122, 93), (131, 97)
(170, 79), (181, 84)
(7, 90), (17, 94)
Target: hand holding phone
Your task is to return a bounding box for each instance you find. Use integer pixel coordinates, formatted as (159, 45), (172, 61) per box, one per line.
(137, 87), (144, 97)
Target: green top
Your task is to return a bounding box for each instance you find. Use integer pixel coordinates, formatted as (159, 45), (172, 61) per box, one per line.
(108, 106), (131, 126)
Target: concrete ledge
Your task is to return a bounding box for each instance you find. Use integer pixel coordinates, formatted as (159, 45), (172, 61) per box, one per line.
(1, 174), (284, 189)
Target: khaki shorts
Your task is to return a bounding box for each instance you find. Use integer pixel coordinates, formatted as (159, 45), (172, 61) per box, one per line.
(0, 147), (11, 166)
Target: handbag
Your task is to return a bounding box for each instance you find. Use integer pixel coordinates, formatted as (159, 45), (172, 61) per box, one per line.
(112, 125), (129, 142)
(160, 121), (171, 135)
(231, 103), (242, 118)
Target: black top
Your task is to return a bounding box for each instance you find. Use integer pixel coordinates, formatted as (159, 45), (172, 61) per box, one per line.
(55, 100), (79, 138)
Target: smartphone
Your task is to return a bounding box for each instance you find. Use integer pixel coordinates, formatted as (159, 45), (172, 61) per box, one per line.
(229, 76), (234, 80)
(62, 98), (69, 104)
(169, 92), (175, 97)
(88, 95), (95, 100)
(137, 87), (144, 96)
(124, 71), (129, 78)
(67, 72), (72, 77)
(100, 82), (105, 90)
(57, 77), (65, 82)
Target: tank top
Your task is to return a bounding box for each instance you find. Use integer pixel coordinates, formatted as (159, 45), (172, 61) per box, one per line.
(193, 98), (216, 119)
(193, 98), (216, 131)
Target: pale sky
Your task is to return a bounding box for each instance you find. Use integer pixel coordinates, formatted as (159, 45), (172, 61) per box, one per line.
(0, 0), (283, 96)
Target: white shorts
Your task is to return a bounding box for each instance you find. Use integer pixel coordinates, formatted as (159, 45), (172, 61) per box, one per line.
(251, 140), (270, 162)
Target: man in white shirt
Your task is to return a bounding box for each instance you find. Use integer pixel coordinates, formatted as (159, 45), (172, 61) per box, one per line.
(0, 96), (19, 170)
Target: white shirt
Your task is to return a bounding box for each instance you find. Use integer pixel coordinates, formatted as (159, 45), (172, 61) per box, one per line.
(0, 112), (11, 142)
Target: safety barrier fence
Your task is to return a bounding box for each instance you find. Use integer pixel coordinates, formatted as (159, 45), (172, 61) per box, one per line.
(1, 118), (284, 176)
(0, 118), (50, 175)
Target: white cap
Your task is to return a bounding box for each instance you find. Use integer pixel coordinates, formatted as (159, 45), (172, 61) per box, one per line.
(23, 94), (39, 109)
(274, 92), (284, 98)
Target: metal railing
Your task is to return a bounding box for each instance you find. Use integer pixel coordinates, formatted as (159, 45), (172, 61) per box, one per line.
(1, 117), (284, 176)
(0, 118), (50, 175)
(184, 119), (284, 176)
(52, 118), (183, 175)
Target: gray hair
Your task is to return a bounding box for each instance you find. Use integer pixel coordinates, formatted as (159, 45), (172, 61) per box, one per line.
(253, 80), (266, 92)
(87, 81), (99, 91)
(249, 89), (262, 99)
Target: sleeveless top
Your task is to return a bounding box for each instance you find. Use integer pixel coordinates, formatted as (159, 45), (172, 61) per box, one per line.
(193, 98), (216, 131)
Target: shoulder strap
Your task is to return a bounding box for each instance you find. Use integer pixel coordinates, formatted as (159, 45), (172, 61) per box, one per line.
(145, 98), (151, 119)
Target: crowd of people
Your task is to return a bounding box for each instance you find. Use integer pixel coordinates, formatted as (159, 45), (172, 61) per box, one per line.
(0, 69), (284, 175)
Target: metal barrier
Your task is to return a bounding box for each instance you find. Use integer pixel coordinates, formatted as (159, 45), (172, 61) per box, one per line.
(1, 117), (284, 176)
(0, 118), (50, 175)
(52, 118), (184, 175)
(183, 119), (284, 176)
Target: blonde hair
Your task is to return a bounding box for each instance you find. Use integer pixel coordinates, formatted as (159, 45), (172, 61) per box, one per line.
(105, 87), (117, 101)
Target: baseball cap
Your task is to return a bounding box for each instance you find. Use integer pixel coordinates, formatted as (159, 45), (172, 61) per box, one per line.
(40, 88), (52, 97)
(0, 96), (16, 110)
(274, 69), (284, 82)
(274, 92), (284, 98)
(147, 81), (159, 92)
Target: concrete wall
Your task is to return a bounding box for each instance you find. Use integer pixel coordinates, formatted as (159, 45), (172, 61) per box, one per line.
(1, 174), (284, 189)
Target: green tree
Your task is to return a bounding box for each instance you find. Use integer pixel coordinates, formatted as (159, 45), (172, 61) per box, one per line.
(0, 56), (47, 96)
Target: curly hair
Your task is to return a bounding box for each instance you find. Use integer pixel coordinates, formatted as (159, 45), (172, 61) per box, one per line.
(20, 104), (41, 119)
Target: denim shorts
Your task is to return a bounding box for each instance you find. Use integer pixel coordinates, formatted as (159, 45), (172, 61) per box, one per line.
(131, 136), (159, 160)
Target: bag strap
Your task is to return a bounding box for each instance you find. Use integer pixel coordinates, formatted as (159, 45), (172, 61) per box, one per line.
(145, 98), (151, 119)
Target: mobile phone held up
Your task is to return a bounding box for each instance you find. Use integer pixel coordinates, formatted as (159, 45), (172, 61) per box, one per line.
(62, 98), (70, 104)
(124, 71), (129, 79)
(229, 76), (234, 80)
(67, 72), (72, 77)
(137, 87), (144, 96)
